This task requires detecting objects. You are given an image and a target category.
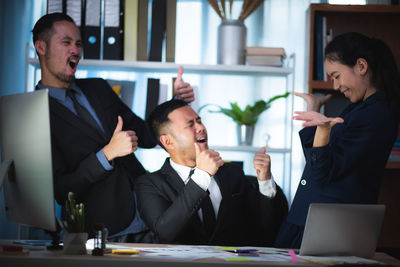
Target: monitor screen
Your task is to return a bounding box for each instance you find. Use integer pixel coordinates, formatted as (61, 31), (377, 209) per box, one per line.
(0, 90), (56, 232)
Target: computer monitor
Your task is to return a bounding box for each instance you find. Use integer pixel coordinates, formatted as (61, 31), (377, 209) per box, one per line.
(0, 90), (57, 233)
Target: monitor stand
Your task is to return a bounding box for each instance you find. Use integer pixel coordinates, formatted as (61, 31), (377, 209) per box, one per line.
(0, 159), (15, 190)
(46, 219), (63, 250)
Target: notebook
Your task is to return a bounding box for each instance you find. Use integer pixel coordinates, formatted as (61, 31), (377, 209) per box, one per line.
(299, 203), (385, 258)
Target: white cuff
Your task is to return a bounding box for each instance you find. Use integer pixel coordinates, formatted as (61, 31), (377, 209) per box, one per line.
(258, 175), (277, 198)
(191, 168), (211, 191)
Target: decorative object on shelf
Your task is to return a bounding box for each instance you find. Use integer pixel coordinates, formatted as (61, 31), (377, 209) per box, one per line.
(208, 0), (264, 65)
(199, 92), (289, 145)
(237, 124), (255, 145)
(62, 192), (87, 255)
(246, 47), (286, 67)
(263, 133), (271, 148)
(217, 19), (246, 65)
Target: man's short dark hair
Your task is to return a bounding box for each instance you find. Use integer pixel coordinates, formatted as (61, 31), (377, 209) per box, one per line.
(32, 13), (75, 44)
(147, 99), (188, 147)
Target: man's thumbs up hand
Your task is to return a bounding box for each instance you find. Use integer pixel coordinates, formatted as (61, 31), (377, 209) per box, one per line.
(103, 116), (138, 161)
(173, 66), (195, 103)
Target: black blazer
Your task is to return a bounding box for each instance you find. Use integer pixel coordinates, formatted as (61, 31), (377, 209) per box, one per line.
(40, 78), (156, 236)
(134, 159), (288, 246)
(288, 93), (397, 227)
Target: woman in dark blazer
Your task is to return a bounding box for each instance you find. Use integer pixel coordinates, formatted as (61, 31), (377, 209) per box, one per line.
(275, 32), (400, 248)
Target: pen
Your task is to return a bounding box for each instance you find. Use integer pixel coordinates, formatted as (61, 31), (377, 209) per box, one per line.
(224, 249), (259, 256)
(226, 249), (258, 253)
(111, 249), (139, 255)
(231, 249), (258, 253)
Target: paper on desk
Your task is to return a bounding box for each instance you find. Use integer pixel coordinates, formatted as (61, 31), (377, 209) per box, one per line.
(86, 240), (294, 262)
(222, 254), (292, 262)
(215, 246), (293, 262)
(299, 255), (384, 265)
(138, 246), (292, 262)
(135, 245), (293, 262)
(87, 240), (212, 260)
(126, 245), (222, 260)
(238, 247), (293, 262)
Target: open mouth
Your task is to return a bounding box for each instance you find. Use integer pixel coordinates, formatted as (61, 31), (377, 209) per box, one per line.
(196, 137), (207, 143)
(67, 57), (79, 70)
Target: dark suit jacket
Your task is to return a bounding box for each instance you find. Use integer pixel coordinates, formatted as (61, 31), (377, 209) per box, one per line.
(134, 159), (288, 246)
(288, 93), (397, 226)
(39, 78), (156, 236)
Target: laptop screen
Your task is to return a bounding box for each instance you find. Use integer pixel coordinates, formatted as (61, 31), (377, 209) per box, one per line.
(299, 203), (385, 258)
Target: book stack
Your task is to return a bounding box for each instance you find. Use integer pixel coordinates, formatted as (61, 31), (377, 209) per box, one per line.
(388, 138), (400, 162)
(246, 47), (286, 67)
(314, 15), (333, 81)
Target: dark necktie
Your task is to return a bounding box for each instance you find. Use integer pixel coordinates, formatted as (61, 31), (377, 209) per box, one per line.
(201, 191), (217, 237)
(66, 89), (104, 135)
(188, 169), (217, 237)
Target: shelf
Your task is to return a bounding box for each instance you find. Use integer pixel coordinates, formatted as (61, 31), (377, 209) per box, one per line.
(148, 145), (290, 154)
(309, 80), (333, 92)
(385, 161), (400, 170)
(27, 58), (294, 76)
(311, 3), (400, 14)
(211, 145), (290, 153)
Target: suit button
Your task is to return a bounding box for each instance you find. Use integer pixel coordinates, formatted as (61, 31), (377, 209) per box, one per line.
(300, 179), (307, 186)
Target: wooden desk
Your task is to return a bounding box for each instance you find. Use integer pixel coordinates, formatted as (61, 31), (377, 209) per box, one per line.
(1, 242), (399, 267)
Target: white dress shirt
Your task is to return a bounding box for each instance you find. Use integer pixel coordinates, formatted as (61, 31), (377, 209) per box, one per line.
(169, 159), (277, 220)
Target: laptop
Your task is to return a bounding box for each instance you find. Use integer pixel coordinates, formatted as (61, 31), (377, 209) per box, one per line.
(299, 203), (385, 258)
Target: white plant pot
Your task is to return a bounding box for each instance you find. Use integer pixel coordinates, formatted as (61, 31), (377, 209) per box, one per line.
(63, 232), (88, 255)
(237, 125), (255, 145)
(217, 19), (247, 65)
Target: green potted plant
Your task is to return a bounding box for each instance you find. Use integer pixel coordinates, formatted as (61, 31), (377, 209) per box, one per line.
(62, 192), (87, 255)
(199, 92), (289, 145)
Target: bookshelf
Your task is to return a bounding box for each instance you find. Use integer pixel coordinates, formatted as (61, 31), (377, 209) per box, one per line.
(307, 4), (400, 94)
(307, 4), (400, 253)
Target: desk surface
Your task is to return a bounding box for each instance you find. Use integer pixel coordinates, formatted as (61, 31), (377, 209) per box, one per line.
(0, 241), (399, 267)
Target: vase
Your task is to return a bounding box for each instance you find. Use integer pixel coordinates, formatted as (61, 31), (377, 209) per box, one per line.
(63, 232), (88, 255)
(237, 125), (254, 146)
(217, 19), (246, 65)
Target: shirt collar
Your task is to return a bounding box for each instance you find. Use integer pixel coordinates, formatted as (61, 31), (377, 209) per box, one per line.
(169, 158), (194, 184)
(37, 81), (82, 102)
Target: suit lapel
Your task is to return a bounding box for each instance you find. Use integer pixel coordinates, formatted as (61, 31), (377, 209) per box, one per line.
(160, 159), (186, 194)
(213, 169), (229, 233)
(49, 96), (106, 144)
(161, 159), (230, 242)
(160, 159), (208, 237)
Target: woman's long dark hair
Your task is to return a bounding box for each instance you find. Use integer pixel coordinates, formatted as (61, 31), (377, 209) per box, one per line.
(325, 32), (400, 119)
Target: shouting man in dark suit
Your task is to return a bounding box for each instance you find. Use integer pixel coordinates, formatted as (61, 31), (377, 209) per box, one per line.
(32, 13), (194, 241)
(135, 100), (288, 246)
